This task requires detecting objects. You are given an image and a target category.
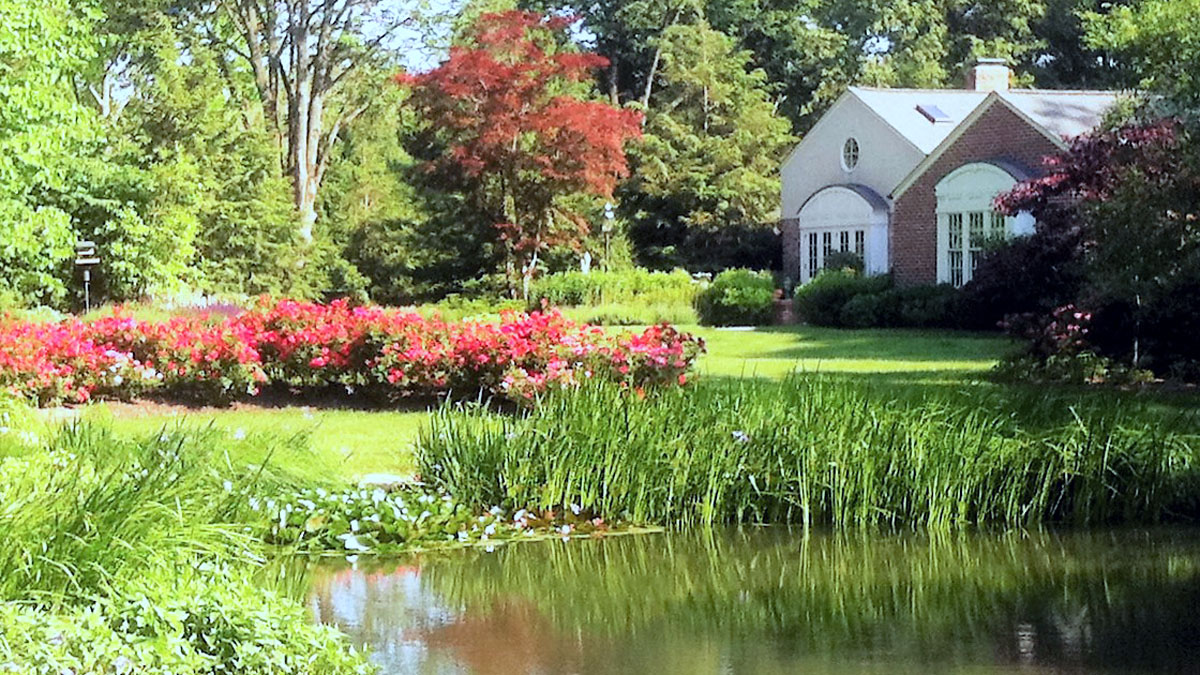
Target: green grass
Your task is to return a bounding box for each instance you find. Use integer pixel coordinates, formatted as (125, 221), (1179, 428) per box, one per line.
(63, 325), (1011, 478)
(79, 404), (425, 479)
(0, 422), (378, 673)
(417, 378), (1200, 529)
(689, 324), (1011, 381)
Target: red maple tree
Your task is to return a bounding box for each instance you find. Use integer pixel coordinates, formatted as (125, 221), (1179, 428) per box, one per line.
(396, 11), (643, 296)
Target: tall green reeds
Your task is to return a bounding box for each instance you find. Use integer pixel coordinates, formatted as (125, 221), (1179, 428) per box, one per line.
(0, 422), (374, 673)
(0, 425), (258, 601)
(417, 378), (1200, 528)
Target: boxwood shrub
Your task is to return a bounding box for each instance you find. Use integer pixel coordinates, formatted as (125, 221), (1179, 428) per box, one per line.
(795, 271), (963, 329)
(695, 269), (777, 326)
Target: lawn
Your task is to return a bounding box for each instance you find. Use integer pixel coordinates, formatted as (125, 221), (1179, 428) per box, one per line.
(691, 325), (1010, 381)
(76, 324), (1013, 479)
(79, 403), (428, 479)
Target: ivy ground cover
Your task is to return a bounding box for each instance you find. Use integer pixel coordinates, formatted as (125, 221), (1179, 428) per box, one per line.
(0, 299), (703, 406)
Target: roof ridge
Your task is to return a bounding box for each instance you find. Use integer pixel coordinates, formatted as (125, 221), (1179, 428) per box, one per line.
(851, 85), (1120, 96)
(850, 86), (986, 94)
(1001, 88), (1121, 95)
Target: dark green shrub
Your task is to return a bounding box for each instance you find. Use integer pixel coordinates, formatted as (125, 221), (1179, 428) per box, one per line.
(823, 250), (865, 274)
(796, 272), (964, 329)
(793, 271), (891, 327)
(887, 284), (961, 328)
(694, 269), (776, 326)
(838, 292), (887, 328)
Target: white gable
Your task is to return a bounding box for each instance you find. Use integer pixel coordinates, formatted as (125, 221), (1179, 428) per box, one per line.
(781, 91), (926, 218)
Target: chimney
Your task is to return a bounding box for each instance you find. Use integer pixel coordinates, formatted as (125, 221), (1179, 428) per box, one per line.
(966, 58), (1011, 92)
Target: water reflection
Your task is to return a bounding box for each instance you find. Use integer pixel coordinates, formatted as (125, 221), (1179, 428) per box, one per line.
(306, 528), (1200, 674)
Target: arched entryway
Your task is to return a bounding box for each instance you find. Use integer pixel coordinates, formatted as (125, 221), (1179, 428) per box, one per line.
(795, 184), (889, 283)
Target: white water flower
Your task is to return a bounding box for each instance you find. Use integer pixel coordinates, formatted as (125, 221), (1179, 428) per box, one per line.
(339, 533), (371, 552)
(223, 480), (233, 492)
(483, 523), (497, 536)
(570, 503), (582, 516)
(350, 519), (360, 532)
(232, 428), (246, 440)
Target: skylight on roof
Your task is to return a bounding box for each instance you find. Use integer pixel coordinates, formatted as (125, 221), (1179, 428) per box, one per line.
(916, 103), (954, 123)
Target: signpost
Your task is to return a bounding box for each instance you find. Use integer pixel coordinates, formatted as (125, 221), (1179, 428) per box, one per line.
(75, 240), (99, 313)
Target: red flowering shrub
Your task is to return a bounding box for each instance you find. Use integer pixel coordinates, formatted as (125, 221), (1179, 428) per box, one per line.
(0, 301), (704, 406)
(86, 313), (266, 403)
(0, 318), (157, 405)
(235, 298), (385, 389)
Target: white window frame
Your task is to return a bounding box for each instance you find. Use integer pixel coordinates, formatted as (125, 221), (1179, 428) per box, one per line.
(841, 137), (860, 172)
(935, 163), (1023, 287)
(800, 227), (868, 277)
(795, 185), (889, 283)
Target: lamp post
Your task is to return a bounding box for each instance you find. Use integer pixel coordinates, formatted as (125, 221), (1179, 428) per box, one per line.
(75, 240), (100, 313)
(602, 202), (615, 272)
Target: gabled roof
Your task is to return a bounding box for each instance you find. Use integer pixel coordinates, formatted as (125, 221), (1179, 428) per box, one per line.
(847, 86), (1122, 200)
(848, 86), (1120, 155)
(998, 90), (1121, 141)
(849, 87), (989, 154)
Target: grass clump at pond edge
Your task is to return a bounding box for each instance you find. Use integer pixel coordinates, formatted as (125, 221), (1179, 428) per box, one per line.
(417, 377), (1200, 529)
(0, 422), (374, 674)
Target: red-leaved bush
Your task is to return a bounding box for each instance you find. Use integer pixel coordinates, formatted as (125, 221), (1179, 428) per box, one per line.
(0, 299), (704, 406)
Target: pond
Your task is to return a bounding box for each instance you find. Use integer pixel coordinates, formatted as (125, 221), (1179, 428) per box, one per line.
(305, 527), (1200, 674)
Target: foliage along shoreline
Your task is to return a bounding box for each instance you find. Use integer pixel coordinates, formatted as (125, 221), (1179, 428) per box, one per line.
(418, 377), (1200, 530)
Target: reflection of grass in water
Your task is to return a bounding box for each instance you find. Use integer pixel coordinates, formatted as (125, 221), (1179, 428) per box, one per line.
(407, 528), (1200, 662)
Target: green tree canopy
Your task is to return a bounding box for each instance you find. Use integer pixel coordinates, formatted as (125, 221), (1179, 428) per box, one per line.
(0, 0), (98, 305)
(627, 21), (795, 229)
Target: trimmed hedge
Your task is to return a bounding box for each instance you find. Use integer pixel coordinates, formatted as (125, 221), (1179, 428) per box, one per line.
(794, 271), (962, 329)
(528, 269), (698, 309)
(695, 269), (777, 326)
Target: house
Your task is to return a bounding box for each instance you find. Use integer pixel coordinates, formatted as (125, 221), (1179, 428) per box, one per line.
(780, 59), (1120, 288)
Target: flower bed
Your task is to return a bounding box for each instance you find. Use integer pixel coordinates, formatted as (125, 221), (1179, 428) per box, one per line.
(0, 299), (704, 406)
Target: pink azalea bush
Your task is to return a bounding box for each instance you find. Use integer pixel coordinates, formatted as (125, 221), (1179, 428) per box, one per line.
(0, 299), (704, 406)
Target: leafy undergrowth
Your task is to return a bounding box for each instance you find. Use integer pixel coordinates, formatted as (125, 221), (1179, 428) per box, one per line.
(261, 486), (617, 554)
(0, 422), (377, 674)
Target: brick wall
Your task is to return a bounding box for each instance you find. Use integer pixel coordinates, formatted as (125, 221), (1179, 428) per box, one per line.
(781, 218), (801, 285)
(890, 102), (1061, 285)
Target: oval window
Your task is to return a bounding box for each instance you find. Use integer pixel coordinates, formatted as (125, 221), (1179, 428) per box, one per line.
(841, 137), (860, 171)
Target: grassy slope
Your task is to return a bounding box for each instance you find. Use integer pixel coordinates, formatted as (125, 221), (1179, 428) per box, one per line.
(81, 325), (1013, 480)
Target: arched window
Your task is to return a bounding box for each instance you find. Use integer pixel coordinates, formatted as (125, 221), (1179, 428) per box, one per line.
(935, 162), (1028, 286)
